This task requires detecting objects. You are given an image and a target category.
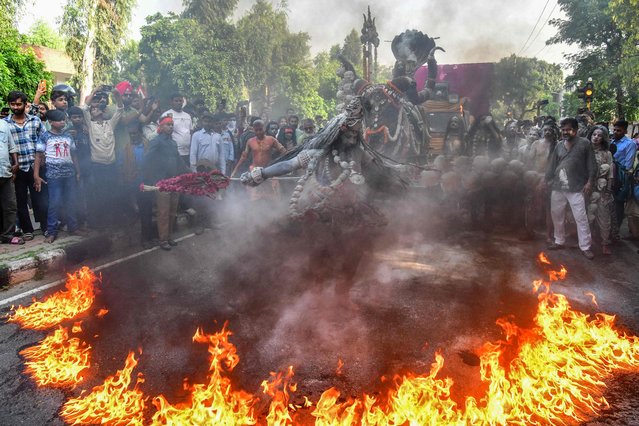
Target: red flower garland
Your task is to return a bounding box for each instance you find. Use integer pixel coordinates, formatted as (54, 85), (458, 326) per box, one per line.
(140, 170), (230, 197)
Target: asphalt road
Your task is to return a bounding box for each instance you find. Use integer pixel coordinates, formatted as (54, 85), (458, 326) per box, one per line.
(1, 198), (639, 425)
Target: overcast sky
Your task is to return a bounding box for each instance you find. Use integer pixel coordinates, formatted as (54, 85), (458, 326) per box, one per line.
(19, 0), (571, 68)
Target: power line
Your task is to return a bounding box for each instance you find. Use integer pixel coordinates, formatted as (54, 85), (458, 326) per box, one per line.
(524, 2), (559, 56)
(518, 0), (551, 55)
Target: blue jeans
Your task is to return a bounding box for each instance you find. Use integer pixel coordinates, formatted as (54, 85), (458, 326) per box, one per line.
(47, 176), (78, 236)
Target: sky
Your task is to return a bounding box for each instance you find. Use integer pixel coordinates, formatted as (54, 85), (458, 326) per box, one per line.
(18, 0), (571, 68)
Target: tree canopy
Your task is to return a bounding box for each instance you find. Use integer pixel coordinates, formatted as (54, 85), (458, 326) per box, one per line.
(491, 55), (563, 122)
(548, 0), (639, 120)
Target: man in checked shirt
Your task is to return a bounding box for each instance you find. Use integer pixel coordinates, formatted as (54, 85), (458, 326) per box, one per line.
(4, 91), (48, 241)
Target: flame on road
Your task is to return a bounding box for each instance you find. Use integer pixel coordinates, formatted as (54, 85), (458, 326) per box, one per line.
(150, 325), (256, 425)
(11, 258), (639, 424)
(60, 351), (146, 426)
(20, 326), (90, 387)
(8, 267), (98, 330)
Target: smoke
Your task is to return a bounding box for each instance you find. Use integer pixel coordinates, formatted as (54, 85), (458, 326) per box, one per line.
(232, 0), (566, 65)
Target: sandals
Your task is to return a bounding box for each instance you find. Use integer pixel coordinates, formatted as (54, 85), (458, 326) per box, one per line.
(8, 236), (25, 245)
(23, 232), (34, 241)
(1, 236), (25, 245)
(160, 241), (172, 251)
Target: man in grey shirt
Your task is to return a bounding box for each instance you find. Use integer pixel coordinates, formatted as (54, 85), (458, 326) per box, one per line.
(544, 117), (597, 259)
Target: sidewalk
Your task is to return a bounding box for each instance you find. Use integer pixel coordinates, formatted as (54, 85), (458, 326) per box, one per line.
(0, 211), (194, 288)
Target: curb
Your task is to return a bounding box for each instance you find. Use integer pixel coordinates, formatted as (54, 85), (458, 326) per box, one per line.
(0, 234), (116, 288)
(0, 213), (193, 289)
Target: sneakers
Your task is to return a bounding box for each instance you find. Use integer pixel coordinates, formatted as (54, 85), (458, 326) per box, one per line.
(581, 249), (595, 260)
(547, 243), (565, 250)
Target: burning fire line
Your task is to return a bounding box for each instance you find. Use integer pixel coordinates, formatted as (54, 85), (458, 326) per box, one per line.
(8, 267), (98, 330)
(20, 326), (91, 388)
(150, 325), (256, 425)
(59, 351), (146, 426)
(10, 257), (639, 424)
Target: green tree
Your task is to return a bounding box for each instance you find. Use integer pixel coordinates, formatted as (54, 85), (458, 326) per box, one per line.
(236, 0), (312, 118)
(0, 7), (53, 101)
(313, 51), (340, 115)
(341, 29), (362, 70)
(491, 55), (563, 122)
(138, 13), (243, 108)
(111, 39), (143, 86)
(24, 19), (66, 50)
(61, 0), (135, 102)
(182, 0), (238, 25)
(548, 0), (638, 120)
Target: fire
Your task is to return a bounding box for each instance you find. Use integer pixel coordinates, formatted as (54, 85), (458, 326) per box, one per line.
(261, 366), (296, 425)
(60, 351), (146, 425)
(335, 359), (344, 376)
(12, 257), (639, 424)
(150, 325), (256, 425)
(8, 267), (98, 330)
(97, 308), (109, 318)
(20, 326), (90, 387)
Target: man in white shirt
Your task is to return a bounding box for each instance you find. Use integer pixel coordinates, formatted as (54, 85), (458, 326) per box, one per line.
(161, 93), (193, 165)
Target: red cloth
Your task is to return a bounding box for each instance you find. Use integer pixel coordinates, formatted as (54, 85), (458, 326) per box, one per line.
(115, 81), (133, 95)
(414, 63), (495, 117)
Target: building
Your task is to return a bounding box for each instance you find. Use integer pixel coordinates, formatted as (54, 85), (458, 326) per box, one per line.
(22, 45), (75, 85)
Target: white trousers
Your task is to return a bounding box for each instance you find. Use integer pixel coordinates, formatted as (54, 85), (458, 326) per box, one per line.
(551, 190), (592, 251)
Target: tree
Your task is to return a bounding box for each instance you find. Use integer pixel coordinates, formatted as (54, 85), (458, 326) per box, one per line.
(138, 13), (244, 109)
(61, 0), (135, 102)
(24, 20), (66, 50)
(340, 29), (362, 70)
(182, 0), (238, 25)
(491, 55), (563, 122)
(111, 40), (143, 86)
(548, 0), (638, 120)
(0, 7), (53, 101)
(236, 0), (312, 118)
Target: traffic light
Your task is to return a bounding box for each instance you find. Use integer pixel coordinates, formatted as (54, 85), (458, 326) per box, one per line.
(583, 81), (594, 104)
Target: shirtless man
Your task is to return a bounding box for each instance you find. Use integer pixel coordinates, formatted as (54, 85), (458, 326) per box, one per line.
(231, 120), (286, 200)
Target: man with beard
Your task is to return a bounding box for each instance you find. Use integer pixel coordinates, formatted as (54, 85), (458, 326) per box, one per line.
(4, 91), (47, 240)
(545, 118), (597, 259)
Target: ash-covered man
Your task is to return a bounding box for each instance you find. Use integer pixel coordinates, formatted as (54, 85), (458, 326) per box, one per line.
(4, 91), (48, 240)
(161, 93), (193, 166)
(545, 117), (597, 259)
(521, 121), (558, 242)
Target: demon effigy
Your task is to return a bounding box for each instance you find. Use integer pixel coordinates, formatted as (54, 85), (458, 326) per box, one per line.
(240, 98), (406, 229)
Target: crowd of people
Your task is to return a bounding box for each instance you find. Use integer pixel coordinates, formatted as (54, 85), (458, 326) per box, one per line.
(1, 80), (638, 260)
(0, 81), (321, 250)
(435, 114), (639, 260)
